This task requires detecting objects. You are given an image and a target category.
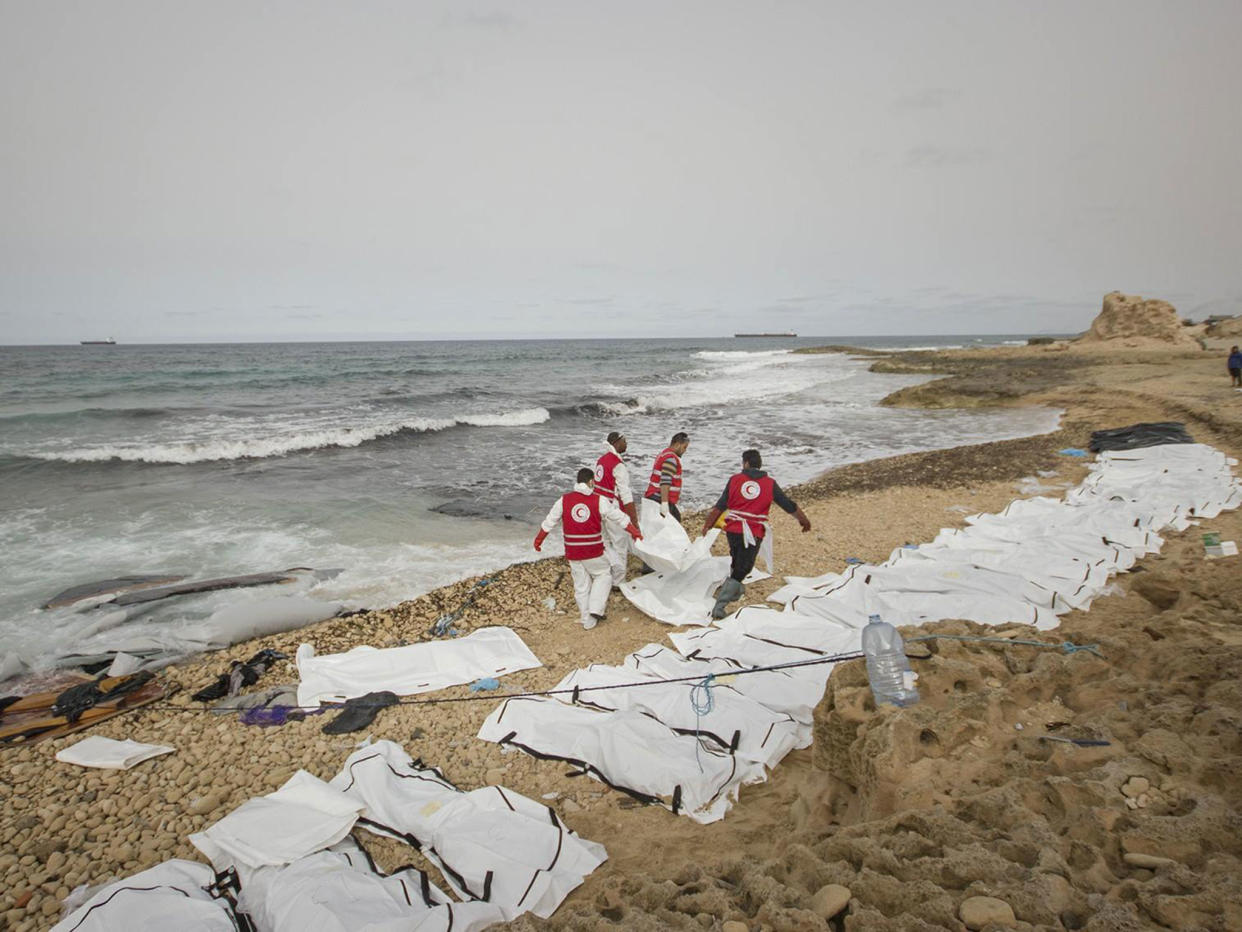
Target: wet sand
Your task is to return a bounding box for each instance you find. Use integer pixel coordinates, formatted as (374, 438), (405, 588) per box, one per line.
(3, 340), (1241, 931)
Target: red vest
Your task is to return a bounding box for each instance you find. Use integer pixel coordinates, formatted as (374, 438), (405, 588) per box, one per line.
(594, 450), (621, 500)
(724, 473), (774, 539)
(644, 448), (683, 504)
(561, 491), (604, 560)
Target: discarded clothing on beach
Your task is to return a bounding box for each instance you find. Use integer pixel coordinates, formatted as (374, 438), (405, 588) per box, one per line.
(190, 770), (365, 871)
(212, 683), (298, 714)
(54, 735), (175, 770)
(210, 684), (319, 727)
(49, 859), (242, 932)
(240, 703), (322, 728)
(330, 740), (608, 918)
(295, 626), (541, 706)
(321, 690), (399, 734)
(52, 670), (154, 723)
(1089, 420), (1194, 452)
(192, 648), (288, 702)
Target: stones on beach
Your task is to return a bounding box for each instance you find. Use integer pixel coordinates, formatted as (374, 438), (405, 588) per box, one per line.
(810, 883), (851, 919)
(1121, 776), (1150, 799)
(188, 793), (221, 816)
(1123, 852), (1177, 870)
(959, 895), (1016, 929)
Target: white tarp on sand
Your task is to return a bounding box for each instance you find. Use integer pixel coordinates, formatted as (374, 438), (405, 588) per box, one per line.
(236, 837), (505, 932)
(55, 735), (175, 770)
(552, 662), (807, 768)
(329, 740), (607, 919)
(190, 770), (364, 871)
(482, 442), (1242, 823)
(296, 626), (541, 706)
(91, 739), (604, 931)
(624, 499), (771, 625)
(624, 642), (823, 726)
(50, 860), (238, 932)
(772, 444), (1241, 630)
(478, 696), (767, 823)
(632, 499), (717, 575)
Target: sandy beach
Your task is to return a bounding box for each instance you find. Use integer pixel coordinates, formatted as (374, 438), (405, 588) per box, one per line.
(4, 338), (1242, 931)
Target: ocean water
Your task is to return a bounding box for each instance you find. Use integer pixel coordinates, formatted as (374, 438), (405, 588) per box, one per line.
(0, 336), (1061, 671)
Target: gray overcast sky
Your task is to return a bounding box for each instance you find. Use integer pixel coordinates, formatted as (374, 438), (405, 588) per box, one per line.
(2, 1), (1239, 343)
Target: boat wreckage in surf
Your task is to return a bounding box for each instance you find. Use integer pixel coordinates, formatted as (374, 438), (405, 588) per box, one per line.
(5, 568), (347, 681)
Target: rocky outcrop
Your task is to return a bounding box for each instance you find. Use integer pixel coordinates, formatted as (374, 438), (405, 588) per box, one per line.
(1205, 316), (1242, 338)
(1079, 291), (1201, 348)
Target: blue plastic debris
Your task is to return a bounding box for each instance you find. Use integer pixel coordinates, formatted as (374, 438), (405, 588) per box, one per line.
(1058, 448), (1088, 457)
(469, 677), (500, 692)
(845, 557), (863, 565)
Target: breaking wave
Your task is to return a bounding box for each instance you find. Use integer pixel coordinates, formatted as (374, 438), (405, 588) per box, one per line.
(25, 407), (551, 464)
(692, 350), (793, 361)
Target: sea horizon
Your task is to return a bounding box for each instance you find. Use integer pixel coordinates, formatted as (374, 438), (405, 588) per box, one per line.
(6, 331), (1077, 348)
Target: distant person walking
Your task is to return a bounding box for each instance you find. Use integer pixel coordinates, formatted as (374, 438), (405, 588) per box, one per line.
(534, 467), (641, 629)
(1229, 346), (1242, 387)
(594, 432), (638, 585)
(643, 432), (690, 521)
(700, 449), (811, 619)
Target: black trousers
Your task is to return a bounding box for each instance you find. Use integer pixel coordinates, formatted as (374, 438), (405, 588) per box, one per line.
(726, 531), (760, 582)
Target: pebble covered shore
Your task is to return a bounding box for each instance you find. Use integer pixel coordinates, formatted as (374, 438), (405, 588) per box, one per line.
(4, 342), (1242, 931)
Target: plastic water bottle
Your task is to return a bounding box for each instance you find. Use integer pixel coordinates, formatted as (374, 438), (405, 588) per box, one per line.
(862, 614), (919, 707)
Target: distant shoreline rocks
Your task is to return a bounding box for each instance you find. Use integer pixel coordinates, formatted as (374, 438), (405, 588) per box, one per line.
(1078, 291), (1203, 349)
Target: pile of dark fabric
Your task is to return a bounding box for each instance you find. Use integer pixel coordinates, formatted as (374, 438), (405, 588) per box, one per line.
(1089, 421), (1194, 452)
(322, 691), (399, 734)
(52, 671), (154, 723)
(191, 648), (288, 703)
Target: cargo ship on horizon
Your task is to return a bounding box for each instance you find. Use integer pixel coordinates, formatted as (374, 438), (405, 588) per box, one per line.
(734, 332), (796, 338)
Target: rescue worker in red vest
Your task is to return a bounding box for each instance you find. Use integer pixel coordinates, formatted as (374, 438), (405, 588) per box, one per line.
(700, 448), (811, 619)
(643, 431), (690, 522)
(534, 467), (642, 629)
(594, 431), (638, 586)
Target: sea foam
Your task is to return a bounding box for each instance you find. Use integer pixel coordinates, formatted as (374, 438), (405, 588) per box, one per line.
(27, 407), (551, 464)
